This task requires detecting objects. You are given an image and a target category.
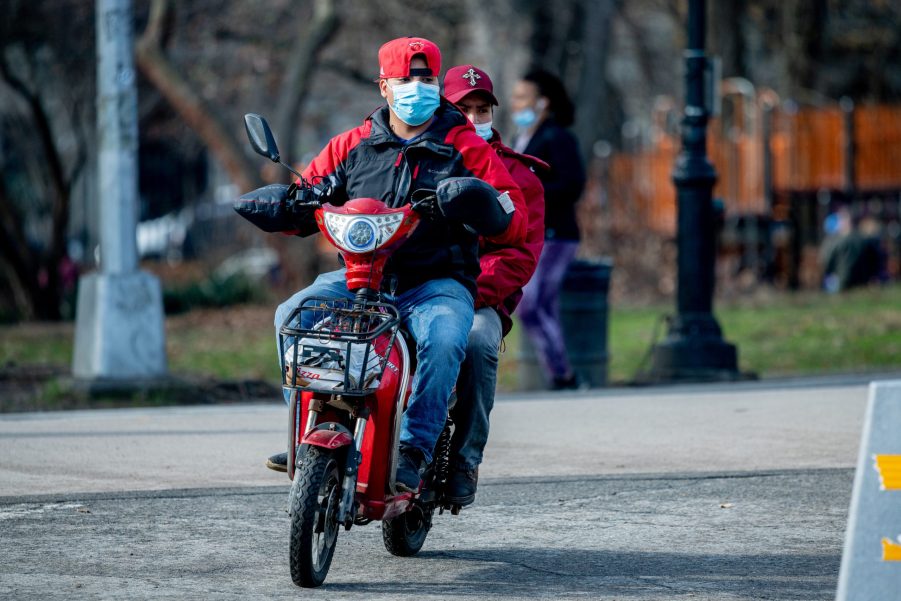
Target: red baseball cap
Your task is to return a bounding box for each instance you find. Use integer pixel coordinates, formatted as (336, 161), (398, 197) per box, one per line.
(378, 37), (441, 79)
(443, 64), (498, 105)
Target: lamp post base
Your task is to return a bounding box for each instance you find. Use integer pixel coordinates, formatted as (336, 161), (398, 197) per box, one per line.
(645, 313), (743, 383)
(73, 271), (168, 380)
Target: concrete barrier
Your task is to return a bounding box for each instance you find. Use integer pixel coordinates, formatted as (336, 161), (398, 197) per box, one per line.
(836, 380), (901, 600)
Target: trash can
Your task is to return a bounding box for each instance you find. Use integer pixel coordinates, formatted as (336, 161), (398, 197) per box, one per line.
(517, 258), (612, 390)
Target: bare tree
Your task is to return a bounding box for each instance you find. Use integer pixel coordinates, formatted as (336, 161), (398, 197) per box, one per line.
(273, 0), (340, 159)
(573, 0), (618, 158)
(781, 0), (827, 102)
(136, 0), (341, 190)
(0, 2), (90, 320)
(514, 0), (622, 156)
(135, 0), (262, 191)
(709, 0), (748, 79)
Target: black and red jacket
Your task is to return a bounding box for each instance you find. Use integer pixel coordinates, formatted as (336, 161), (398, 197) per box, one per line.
(296, 100), (527, 298)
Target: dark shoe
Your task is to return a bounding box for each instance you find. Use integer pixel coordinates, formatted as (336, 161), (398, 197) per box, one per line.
(266, 451), (288, 472)
(551, 373), (583, 391)
(447, 466), (478, 506)
(395, 447), (427, 493)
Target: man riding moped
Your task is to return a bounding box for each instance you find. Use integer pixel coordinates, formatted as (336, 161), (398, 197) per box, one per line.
(244, 37), (527, 493)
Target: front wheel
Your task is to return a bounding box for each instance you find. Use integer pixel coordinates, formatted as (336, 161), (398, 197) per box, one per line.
(289, 446), (341, 587)
(382, 501), (433, 556)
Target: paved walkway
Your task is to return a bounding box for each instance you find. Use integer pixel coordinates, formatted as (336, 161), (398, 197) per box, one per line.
(0, 380), (868, 496)
(0, 378), (875, 599)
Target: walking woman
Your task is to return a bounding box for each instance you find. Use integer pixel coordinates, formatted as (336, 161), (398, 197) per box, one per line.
(509, 69), (586, 390)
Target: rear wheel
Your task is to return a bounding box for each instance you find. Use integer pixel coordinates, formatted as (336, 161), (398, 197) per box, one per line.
(382, 501), (433, 556)
(289, 447), (341, 587)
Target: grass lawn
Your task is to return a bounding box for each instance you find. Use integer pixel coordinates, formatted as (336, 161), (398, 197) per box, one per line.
(606, 284), (901, 383)
(2, 284), (900, 403)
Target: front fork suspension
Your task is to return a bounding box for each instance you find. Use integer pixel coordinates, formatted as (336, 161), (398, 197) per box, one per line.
(337, 410), (369, 528)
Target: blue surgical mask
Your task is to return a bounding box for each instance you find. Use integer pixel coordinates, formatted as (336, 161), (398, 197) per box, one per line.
(390, 81), (440, 126)
(511, 108), (537, 129)
(472, 120), (494, 141)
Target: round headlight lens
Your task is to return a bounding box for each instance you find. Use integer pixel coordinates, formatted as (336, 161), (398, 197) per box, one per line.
(346, 219), (376, 251)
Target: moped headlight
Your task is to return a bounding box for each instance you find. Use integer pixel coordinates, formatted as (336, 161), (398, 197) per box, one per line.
(345, 218), (377, 252)
(323, 211), (406, 252)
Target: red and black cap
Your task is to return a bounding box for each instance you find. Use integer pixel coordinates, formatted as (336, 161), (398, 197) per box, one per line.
(378, 37), (441, 79)
(443, 64), (498, 105)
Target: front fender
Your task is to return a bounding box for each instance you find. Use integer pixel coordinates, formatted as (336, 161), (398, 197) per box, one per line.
(301, 424), (354, 450)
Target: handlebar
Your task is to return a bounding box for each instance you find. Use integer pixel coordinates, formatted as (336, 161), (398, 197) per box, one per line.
(288, 178), (333, 213)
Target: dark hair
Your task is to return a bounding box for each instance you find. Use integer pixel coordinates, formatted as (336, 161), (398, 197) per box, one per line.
(522, 69), (575, 127)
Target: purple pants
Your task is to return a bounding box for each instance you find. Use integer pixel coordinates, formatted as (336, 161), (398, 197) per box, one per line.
(517, 239), (579, 382)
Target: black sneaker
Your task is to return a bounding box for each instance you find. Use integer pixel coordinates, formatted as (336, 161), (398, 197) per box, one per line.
(447, 466), (478, 506)
(395, 446), (426, 493)
(551, 373), (583, 391)
(265, 451), (288, 472)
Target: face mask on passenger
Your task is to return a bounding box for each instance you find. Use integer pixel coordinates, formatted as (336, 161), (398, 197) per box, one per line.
(467, 116), (493, 140)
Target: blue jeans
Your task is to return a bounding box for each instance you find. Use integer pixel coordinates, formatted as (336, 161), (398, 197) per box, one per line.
(275, 269), (474, 463)
(450, 307), (503, 471)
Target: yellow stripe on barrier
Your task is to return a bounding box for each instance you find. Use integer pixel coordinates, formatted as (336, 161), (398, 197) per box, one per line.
(882, 538), (901, 561)
(874, 455), (901, 490)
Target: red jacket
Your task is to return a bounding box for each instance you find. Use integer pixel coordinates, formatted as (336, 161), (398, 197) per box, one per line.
(296, 102), (527, 298)
(477, 133), (547, 335)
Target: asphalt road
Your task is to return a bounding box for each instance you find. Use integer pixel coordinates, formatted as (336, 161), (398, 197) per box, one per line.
(0, 378), (877, 599)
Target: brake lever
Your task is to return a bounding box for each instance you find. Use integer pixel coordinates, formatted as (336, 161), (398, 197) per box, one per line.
(286, 182), (323, 215)
(410, 193), (440, 221)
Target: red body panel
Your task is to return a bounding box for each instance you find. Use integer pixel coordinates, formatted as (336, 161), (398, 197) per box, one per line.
(294, 334), (412, 519)
(314, 199), (418, 292)
(355, 333), (405, 496)
(358, 492), (414, 521)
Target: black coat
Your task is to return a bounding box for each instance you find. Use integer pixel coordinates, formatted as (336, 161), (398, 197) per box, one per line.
(521, 119), (585, 241)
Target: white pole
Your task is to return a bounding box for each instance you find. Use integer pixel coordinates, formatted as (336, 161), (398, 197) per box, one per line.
(73, 0), (167, 381)
(96, 0), (139, 274)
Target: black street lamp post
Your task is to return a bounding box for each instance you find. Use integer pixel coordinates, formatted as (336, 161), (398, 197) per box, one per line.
(648, 0), (741, 381)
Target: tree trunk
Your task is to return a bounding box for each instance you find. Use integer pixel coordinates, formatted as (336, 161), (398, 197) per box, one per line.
(573, 0), (616, 159)
(782, 0), (828, 101)
(135, 0), (261, 192)
(273, 0), (339, 161)
(0, 175), (39, 321)
(0, 56), (77, 320)
(709, 0), (747, 79)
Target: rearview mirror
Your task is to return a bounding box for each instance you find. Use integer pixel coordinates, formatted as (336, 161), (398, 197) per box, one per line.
(244, 113), (280, 162)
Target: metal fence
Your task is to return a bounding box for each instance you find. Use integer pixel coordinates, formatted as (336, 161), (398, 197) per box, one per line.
(605, 93), (901, 238)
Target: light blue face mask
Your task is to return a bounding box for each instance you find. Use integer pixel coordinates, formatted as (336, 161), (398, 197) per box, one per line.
(473, 120), (493, 140)
(511, 108), (537, 129)
(390, 81), (440, 126)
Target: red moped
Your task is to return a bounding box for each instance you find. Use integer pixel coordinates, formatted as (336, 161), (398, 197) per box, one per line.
(243, 114), (462, 588)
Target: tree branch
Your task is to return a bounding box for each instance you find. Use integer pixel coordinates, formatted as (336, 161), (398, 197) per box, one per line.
(0, 53), (69, 318)
(136, 0), (262, 191)
(320, 59), (378, 87)
(273, 0), (340, 158)
(0, 56), (69, 210)
(0, 174), (40, 320)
